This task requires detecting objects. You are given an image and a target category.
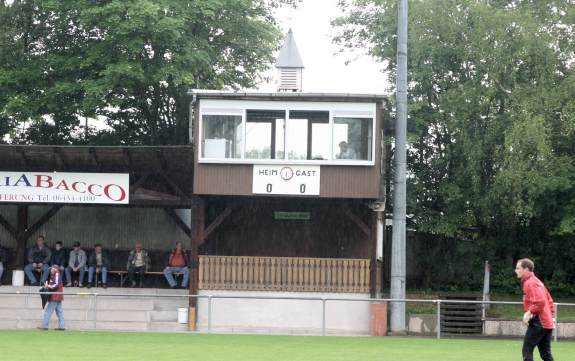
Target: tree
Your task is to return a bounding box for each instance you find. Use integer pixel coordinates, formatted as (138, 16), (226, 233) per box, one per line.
(334, 0), (575, 292)
(0, 0), (293, 145)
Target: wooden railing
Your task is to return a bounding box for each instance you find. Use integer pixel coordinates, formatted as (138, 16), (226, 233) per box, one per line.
(198, 256), (370, 293)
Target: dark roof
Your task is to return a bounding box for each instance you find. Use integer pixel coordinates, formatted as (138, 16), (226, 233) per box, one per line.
(0, 145), (194, 207)
(189, 90), (388, 104)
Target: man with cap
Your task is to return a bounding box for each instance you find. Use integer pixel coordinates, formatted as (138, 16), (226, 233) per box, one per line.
(38, 264), (65, 330)
(65, 242), (87, 287)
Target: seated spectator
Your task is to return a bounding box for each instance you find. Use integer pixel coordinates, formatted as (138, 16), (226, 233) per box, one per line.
(163, 241), (189, 289)
(87, 244), (109, 289)
(50, 241), (67, 275)
(337, 141), (358, 160)
(65, 242), (86, 287)
(0, 239), (6, 286)
(127, 242), (150, 288)
(24, 236), (51, 286)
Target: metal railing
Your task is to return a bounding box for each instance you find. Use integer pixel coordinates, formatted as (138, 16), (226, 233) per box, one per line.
(0, 290), (573, 341)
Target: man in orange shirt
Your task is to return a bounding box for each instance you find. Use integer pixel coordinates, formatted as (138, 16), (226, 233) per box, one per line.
(515, 258), (555, 361)
(163, 241), (189, 289)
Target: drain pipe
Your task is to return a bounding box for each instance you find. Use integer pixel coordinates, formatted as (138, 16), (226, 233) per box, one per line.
(188, 92), (197, 145)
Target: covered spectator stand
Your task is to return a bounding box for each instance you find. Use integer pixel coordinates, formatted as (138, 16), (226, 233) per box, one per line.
(0, 145), (201, 325)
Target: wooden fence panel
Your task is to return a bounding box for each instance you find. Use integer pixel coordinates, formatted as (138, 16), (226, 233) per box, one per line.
(198, 256), (370, 293)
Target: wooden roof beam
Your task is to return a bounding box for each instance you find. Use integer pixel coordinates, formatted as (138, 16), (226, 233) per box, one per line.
(344, 208), (371, 237)
(164, 208), (191, 238)
(89, 147), (102, 171)
(201, 206), (233, 246)
(0, 213), (17, 238)
(53, 147), (66, 170)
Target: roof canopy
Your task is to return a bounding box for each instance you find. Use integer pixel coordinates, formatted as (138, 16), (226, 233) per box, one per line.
(0, 145), (194, 207)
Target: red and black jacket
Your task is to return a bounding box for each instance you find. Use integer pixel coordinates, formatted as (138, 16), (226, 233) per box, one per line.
(46, 270), (64, 302)
(522, 271), (554, 329)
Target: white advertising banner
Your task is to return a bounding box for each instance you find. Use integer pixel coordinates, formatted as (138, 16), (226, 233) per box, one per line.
(0, 171), (129, 204)
(253, 165), (320, 196)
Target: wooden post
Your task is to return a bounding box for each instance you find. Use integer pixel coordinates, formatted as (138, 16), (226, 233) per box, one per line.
(189, 196), (204, 331)
(11, 205), (29, 270)
(370, 211), (378, 298)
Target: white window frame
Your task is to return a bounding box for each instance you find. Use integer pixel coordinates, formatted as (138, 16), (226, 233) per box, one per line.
(198, 99), (376, 166)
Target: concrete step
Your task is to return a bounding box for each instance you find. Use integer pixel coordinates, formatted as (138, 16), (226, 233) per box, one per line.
(0, 319), (18, 328)
(0, 308), (92, 322)
(153, 299), (188, 311)
(0, 295), (157, 312)
(149, 321), (190, 332)
(96, 310), (150, 322)
(16, 319), (94, 330)
(150, 310), (178, 322)
(0, 296), (29, 308)
(94, 321), (149, 331)
(95, 298), (154, 311)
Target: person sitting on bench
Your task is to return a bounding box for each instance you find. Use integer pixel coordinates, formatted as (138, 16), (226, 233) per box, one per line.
(50, 241), (67, 276)
(87, 244), (109, 289)
(65, 242), (87, 287)
(24, 236), (51, 286)
(126, 242), (150, 288)
(163, 241), (189, 289)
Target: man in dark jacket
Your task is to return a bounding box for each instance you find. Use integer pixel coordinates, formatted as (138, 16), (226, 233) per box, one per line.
(50, 241), (67, 274)
(87, 244), (110, 289)
(24, 236), (51, 286)
(0, 239), (7, 285)
(38, 265), (65, 330)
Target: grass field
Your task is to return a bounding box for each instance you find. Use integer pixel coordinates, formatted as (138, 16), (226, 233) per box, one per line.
(0, 331), (574, 361)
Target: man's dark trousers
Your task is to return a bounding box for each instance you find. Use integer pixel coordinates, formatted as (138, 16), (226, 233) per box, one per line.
(128, 266), (145, 286)
(523, 316), (554, 361)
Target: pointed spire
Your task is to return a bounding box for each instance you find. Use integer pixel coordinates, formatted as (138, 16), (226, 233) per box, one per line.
(275, 29), (304, 69)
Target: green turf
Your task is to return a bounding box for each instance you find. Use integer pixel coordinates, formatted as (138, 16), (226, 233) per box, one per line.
(0, 331), (573, 361)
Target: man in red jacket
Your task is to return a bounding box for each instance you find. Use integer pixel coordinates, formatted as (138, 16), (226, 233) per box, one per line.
(39, 265), (66, 330)
(515, 258), (555, 361)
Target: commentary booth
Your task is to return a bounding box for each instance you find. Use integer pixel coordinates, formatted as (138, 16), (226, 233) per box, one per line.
(189, 91), (387, 334)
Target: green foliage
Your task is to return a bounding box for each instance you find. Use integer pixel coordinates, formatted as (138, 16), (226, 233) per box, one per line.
(335, 0), (575, 293)
(0, 0), (287, 144)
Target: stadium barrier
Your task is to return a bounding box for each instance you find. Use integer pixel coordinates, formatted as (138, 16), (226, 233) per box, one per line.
(0, 290), (573, 340)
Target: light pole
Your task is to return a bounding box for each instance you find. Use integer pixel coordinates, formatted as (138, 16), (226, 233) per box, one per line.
(390, 0), (408, 333)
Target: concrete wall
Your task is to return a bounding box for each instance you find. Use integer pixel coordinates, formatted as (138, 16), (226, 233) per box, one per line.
(0, 286), (189, 332)
(407, 315), (575, 340)
(484, 319), (575, 339)
(407, 314), (438, 335)
(196, 290), (371, 335)
(0, 287), (372, 335)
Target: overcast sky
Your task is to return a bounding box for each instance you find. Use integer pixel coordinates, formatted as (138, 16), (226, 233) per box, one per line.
(257, 0), (390, 94)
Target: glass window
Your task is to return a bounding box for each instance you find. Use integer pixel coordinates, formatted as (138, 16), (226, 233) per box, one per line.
(333, 117), (373, 161)
(286, 111), (329, 160)
(245, 110), (285, 159)
(202, 114), (243, 158)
